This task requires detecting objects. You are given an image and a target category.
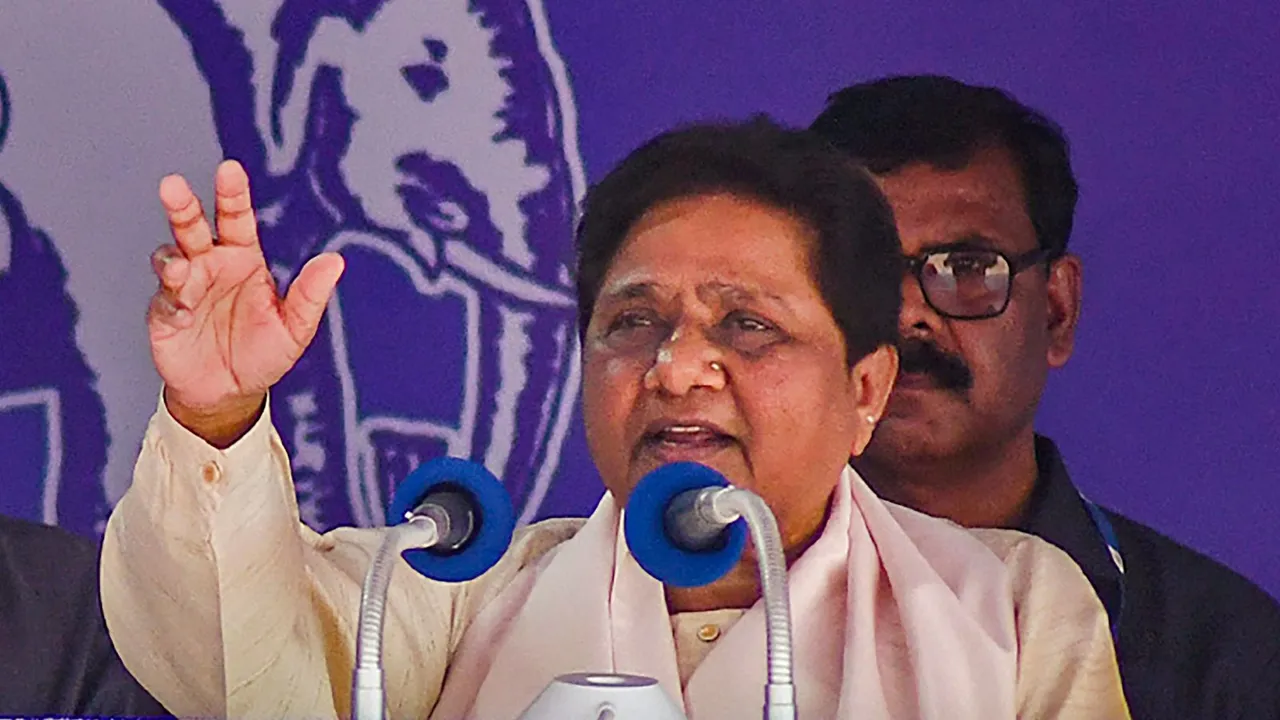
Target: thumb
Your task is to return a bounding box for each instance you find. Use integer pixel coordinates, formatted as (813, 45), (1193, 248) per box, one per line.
(282, 252), (345, 349)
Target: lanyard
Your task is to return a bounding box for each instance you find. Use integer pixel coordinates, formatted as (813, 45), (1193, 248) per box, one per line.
(1080, 495), (1126, 640)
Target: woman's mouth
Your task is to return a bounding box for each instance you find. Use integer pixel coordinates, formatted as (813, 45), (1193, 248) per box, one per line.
(638, 423), (736, 463)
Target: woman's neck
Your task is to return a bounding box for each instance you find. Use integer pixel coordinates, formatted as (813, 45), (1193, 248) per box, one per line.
(664, 508), (828, 614)
(665, 563), (762, 613)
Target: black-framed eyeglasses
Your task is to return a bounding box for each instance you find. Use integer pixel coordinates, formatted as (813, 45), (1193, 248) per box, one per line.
(903, 246), (1054, 320)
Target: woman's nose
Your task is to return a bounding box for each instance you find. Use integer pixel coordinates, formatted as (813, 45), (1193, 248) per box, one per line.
(642, 328), (727, 395)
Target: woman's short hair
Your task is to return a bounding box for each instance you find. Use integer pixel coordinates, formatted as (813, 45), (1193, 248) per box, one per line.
(575, 116), (902, 364)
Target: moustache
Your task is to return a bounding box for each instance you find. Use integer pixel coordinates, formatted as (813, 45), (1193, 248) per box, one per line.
(897, 338), (973, 392)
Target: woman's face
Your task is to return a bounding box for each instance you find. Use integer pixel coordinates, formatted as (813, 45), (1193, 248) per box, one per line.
(582, 193), (893, 548)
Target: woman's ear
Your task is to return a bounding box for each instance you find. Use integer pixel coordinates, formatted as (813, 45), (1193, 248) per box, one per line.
(849, 344), (898, 456)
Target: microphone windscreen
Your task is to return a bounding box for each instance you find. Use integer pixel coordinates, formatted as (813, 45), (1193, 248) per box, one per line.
(387, 457), (515, 582)
(623, 462), (746, 588)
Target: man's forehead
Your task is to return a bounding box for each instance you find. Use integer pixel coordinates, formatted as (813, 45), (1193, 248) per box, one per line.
(874, 146), (1025, 200)
(872, 148), (1035, 254)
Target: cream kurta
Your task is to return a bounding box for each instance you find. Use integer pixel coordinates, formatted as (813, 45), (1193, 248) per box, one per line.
(102, 398), (1129, 719)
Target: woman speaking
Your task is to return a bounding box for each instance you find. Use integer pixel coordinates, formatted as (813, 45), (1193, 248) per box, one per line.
(101, 119), (1129, 719)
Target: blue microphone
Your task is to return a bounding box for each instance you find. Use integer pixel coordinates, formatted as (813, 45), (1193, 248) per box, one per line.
(624, 462), (798, 720)
(624, 462), (748, 587)
(355, 457), (516, 720)
(386, 456), (516, 582)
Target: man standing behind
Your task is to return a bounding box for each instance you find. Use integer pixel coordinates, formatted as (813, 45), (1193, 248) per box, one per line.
(811, 75), (1279, 720)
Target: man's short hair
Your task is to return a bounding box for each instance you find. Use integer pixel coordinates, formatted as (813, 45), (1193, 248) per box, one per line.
(574, 117), (902, 364)
(811, 75), (1079, 257)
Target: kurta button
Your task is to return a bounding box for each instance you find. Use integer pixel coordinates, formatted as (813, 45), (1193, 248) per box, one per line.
(696, 623), (721, 642)
(201, 461), (221, 484)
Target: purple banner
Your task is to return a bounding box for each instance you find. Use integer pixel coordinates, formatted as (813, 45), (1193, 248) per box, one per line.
(0, 0), (1274, 598)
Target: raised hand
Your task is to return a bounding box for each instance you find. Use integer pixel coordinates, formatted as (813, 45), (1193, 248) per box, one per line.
(147, 160), (344, 446)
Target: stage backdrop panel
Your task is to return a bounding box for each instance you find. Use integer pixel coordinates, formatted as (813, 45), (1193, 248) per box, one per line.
(0, 0), (1275, 597)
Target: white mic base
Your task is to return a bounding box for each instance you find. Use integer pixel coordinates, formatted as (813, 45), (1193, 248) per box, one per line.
(517, 672), (687, 720)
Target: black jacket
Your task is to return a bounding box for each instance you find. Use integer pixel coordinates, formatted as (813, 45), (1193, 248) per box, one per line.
(1022, 436), (1280, 720)
(0, 515), (168, 717)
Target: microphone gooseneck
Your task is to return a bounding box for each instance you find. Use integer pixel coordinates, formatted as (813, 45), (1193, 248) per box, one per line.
(701, 487), (795, 719)
(353, 516), (440, 720)
(353, 457), (516, 720)
(624, 462), (797, 720)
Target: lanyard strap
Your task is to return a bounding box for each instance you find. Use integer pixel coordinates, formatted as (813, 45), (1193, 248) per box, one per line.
(1080, 495), (1126, 640)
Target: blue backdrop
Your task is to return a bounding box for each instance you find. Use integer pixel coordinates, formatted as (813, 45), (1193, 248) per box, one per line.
(0, 0), (1274, 597)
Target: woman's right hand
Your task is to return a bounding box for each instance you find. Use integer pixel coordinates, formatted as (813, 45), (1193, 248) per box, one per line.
(146, 160), (344, 447)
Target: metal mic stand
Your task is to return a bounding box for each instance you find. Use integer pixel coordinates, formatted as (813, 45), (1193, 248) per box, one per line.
(352, 509), (450, 720)
(685, 486), (797, 720)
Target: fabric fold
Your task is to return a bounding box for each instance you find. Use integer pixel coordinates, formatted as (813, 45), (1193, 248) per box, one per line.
(432, 466), (1018, 719)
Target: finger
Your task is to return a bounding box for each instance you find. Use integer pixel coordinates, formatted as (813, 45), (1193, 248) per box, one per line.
(150, 245), (191, 292)
(281, 252), (345, 348)
(213, 160), (261, 250)
(158, 174), (214, 256)
(147, 290), (193, 331)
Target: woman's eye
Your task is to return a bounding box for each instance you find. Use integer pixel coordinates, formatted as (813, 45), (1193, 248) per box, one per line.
(735, 316), (771, 332)
(724, 312), (773, 333)
(716, 311), (783, 354)
(599, 311), (669, 352)
(607, 311), (656, 334)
